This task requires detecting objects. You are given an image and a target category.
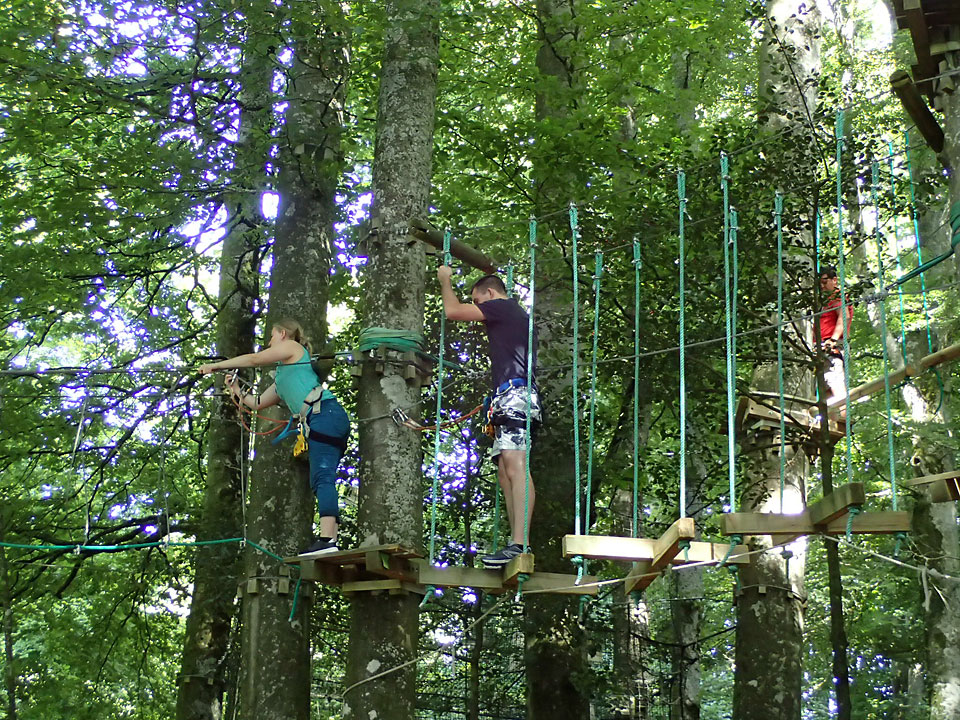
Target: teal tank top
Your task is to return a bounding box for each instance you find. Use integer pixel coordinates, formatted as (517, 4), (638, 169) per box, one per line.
(274, 348), (332, 413)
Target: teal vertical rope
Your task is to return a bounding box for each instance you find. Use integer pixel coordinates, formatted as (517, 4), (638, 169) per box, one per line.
(585, 251), (603, 533)
(427, 230), (453, 566)
(904, 131), (944, 412)
(569, 204), (583, 535)
(523, 217), (537, 552)
(872, 162), (900, 511)
(835, 111), (854, 483)
(886, 142), (909, 364)
(632, 239), (642, 538)
(506, 263), (515, 298)
(815, 210), (823, 404)
(678, 172), (688, 518)
(730, 209), (740, 371)
(775, 193), (787, 510)
(720, 155), (737, 512)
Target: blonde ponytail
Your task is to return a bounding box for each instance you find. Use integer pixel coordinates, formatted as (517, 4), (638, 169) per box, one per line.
(273, 318), (313, 355)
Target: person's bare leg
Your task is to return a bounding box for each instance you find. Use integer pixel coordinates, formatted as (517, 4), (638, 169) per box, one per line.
(501, 450), (534, 546)
(496, 456), (516, 544)
(320, 516), (338, 541)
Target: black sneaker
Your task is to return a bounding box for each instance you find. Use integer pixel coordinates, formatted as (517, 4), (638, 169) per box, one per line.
(481, 543), (525, 568)
(300, 538), (339, 557)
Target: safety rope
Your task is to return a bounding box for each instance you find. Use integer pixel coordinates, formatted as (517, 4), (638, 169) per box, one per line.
(632, 239), (642, 538)
(775, 192), (787, 510)
(506, 263), (515, 297)
(835, 110), (854, 484)
(423, 230), (453, 607)
(570, 204), (583, 536)
(586, 251), (603, 532)
(522, 216), (537, 553)
(677, 172), (687, 518)
(871, 162), (900, 512)
(902, 130), (944, 413)
(885, 142), (909, 364)
(356, 327), (425, 355)
(720, 155), (737, 512)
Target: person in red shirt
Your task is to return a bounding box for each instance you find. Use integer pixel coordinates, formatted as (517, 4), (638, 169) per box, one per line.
(818, 265), (853, 418)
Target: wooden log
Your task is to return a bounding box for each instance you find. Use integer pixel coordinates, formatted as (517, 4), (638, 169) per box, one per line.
(890, 70), (945, 152)
(828, 365), (914, 407)
(917, 341), (960, 371)
(408, 217), (499, 273)
(806, 483), (866, 526)
(721, 511), (911, 537)
(561, 534), (749, 565)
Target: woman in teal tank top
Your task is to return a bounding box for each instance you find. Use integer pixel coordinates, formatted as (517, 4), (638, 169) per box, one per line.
(199, 319), (349, 555)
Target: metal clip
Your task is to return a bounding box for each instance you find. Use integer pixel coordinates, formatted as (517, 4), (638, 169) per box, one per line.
(392, 408), (410, 427)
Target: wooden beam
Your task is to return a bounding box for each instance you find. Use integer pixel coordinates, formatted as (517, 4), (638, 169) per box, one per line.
(828, 365), (914, 407)
(521, 572), (599, 595)
(561, 534), (749, 565)
(890, 70), (945, 153)
(917, 341), (960, 371)
(806, 483), (866, 526)
(502, 553), (536, 586)
(902, 2), (938, 83)
(342, 579), (404, 594)
(408, 217), (498, 273)
(927, 478), (960, 503)
(904, 469), (960, 486)
(721, 511), (911, 536)
(413, 562), (598, 595)
(623, 561), (654, 595)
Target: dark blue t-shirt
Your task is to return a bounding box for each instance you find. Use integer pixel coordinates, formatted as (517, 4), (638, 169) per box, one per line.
(477, 298), (537, 390)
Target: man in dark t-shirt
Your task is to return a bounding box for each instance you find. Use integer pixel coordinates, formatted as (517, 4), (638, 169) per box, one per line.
(438, 265), (541, 567)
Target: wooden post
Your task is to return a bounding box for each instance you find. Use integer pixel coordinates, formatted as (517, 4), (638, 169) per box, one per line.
(408, 217), (499, 273)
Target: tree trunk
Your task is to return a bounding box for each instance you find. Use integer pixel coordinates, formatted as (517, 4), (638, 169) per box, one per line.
(0, 521), (16, 720)
(342, 1), (438, 718)
(525, 2), (591, 718)
(175, 40), (267, 720)
(733, 3), (821, 718)
(238, 9), (348, 720)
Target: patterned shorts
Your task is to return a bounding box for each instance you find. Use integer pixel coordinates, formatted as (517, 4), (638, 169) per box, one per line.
(490, 385), (541, 459)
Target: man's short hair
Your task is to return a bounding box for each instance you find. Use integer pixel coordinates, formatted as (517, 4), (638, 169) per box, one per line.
(471, 274), (507, 296)
(819, 264), (838, 279)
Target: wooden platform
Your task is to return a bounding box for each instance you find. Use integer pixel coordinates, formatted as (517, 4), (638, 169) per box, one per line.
(720, 483), (911, 539)
(286, 544), (598, 596)
(736, 396), (845, 443)
(906, 470), (960, 503)
(891, 0), (960, 98)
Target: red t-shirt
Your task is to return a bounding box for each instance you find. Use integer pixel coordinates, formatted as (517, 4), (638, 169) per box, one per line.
(820, 296), (853, 342)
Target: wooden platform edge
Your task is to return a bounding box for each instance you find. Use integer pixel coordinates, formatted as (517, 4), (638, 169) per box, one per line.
(807, 483), (865, 527)
(562, 534), (749, 565)
(722, 510), (911, 537)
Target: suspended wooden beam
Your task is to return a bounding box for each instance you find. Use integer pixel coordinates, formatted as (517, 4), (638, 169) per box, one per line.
(415, 562), (598, 595)
(736, 396), (844, 442)
(721, 510), (911, 537)
(906, 469), (960, 503)
(806, 483), (866, 526)
(622, 518), (696, 594)
(890, 70), (945, 153)
(408, 217), (498, 273)
(562, 534), (749, 565)
(502, 553), (536, 586)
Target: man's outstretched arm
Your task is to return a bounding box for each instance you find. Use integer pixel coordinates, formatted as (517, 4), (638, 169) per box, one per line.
(438, 265), (485, 322)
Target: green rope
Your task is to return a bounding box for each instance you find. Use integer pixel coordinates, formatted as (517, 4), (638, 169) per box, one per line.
(288, 576), (303, 622)
(678, 171), (687, 518)
(872, 162), (900, 511)
(424, 230), (453, 605)
(585, 252), (603, 533)
(0, 537), (286, 563)
(357, 328), (425, 354)
(632, 239), (642, 538)
(523, 217), (537, 553)
(845, 505), (861, 541)
(775, 193), (787, 510)
(730, 209), (739, 371)
(902, 130), (945, 413)
(815, 209), (822, 405)
(720, 155), (737, 512)
(570, 204), (583, 536)
(893, 531), (907, 558)
(835, 110), (854, 484)
(885, 142), (909, 364)
(720, 534), (742, 567)
(506, 263), (515, 298)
